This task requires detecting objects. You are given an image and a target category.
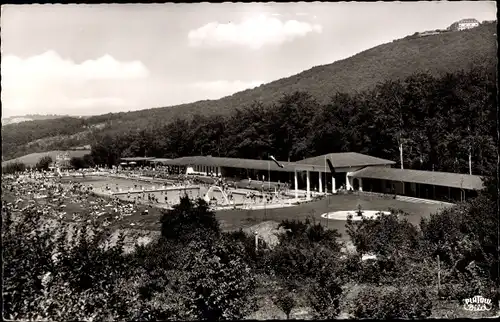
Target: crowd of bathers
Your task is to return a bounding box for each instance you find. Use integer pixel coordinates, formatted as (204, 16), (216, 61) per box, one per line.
(2, 165), (293, 221)
(1, 171), (146, 228)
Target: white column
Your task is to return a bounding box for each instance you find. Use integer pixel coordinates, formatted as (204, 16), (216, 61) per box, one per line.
(318, 172), (323, 194)
(346, 172), (352, 190)
(294, 170), (298, 200)
(359, 178), (363, 191)
(306, 170), (311, 199)
(332, 176), (336, 193)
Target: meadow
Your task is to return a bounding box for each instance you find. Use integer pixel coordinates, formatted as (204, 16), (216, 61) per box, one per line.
(1, 149), (91, 167)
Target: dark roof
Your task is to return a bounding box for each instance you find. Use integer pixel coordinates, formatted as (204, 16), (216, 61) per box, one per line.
(458, 18), (480, 24)
(296, 152), (395, 168)
(149, 158), (172, 163)
(120, 157), (156, 162)
(350, 166), (484, 190)
(158, 156), (325, 172)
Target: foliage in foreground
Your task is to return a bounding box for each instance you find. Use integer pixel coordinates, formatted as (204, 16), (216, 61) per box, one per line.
(350, 286), (433, 319)
(2, 171), (498, 319)
(35, 156), (53, 171)
(2, 161), (26, 174)
(2, 198), (257, 321)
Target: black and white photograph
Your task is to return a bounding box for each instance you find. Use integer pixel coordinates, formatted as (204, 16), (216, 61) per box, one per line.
(1, 1), (498, 320)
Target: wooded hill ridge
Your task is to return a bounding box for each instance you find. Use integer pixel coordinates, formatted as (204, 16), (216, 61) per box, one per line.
(1, 22), (497, 161)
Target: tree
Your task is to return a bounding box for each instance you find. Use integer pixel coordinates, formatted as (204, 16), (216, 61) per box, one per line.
(278, 217), (342, 250)
(173, 237), (258, 320)
(272, 289), (296, 319)
(36, 156), (53, 171)
(159, 195), (220, 245)
(2, 208), (138, 321)
(345, 210), (420, 258)
(69, 157), (85, 169)
(420, 194), (498, 282)
(308, 273), (343, 319)
(2, 161), (26, 174)
(350, 286), (433, 319)
(266, 218), (343, 284)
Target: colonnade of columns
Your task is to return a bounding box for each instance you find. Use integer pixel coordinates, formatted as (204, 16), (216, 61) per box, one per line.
(292, 170), (348, 200)
(289, 170), (364, 200)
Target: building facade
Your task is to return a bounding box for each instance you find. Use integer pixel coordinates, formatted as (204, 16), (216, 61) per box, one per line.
(135, 152), (485, 203)
(448, 18), (480, 31)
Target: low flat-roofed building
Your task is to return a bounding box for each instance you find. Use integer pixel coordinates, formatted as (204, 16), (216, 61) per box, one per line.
(119, 157), (156, 166)
(123, 152), (485, 203)
(143, 153), (395, 200)
(349, 166), (483, 202)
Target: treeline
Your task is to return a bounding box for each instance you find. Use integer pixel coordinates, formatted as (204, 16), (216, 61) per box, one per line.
(3, 177), (498, 320)
(90, 68), (496, 175)
(2, 156), (53, 174)
(2, 117), (88, 160)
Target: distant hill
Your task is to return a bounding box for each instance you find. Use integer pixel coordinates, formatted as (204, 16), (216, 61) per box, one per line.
(99, 22), (497, 122)
(0, 114), (81, 125)
(1, 150), (91, 168)
(1, 22), (497, 161)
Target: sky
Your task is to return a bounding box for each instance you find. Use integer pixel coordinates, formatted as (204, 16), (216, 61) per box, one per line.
(1, 2), (497, 118)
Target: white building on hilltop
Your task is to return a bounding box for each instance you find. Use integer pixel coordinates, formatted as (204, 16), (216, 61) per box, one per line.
(448, 18), (480, 31)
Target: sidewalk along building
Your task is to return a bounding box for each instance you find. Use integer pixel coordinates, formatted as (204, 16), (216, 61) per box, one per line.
(129, 152), (485, 203)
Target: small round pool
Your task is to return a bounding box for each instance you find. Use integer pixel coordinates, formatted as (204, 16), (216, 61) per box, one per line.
(320, 210), (391, 221)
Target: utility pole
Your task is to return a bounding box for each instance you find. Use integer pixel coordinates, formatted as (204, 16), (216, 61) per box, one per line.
(398, 134), (404, 170)
(254, 231), (259, 252)
(468, 126), (473, 175)
(437, 255), (441, 297)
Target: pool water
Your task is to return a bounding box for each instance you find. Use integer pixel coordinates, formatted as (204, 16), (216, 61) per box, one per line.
(72, 176), (170, 193)
(115, 187), (202, 205)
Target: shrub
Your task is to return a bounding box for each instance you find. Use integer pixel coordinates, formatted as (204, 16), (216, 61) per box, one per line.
(272, 289), (296, 319)
(2, 161), (27, 174)
(223, 229), (267, 268)
(345, 210), (421, 257)
(350, 285), (433, 319)
(2, 205), (148, 321)
(174, 237), (258, 320)
(278, 217), (342, 251)
(308, 274), (343, 319)
(159, 195), (220, 244)
(36, 155), (53, 171)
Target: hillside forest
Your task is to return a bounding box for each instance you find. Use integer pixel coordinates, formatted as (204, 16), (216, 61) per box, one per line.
(1, 22), (496, 162)
(84, 68), (497, 176)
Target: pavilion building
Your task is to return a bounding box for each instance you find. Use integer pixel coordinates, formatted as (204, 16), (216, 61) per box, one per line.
(120, 152), (484, 203)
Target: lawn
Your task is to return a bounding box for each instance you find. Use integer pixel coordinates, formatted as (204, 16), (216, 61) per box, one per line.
(215, 194), (451, 239)
(1, 149), (91, 167)
(112, 193), (451, 240)
(77, 176), (450, 237)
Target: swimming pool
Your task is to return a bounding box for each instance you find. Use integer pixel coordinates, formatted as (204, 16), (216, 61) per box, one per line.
(114, 187), (202, 205)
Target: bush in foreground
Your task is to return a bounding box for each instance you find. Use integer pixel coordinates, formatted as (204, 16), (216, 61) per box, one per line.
(349, 285), (433, 319)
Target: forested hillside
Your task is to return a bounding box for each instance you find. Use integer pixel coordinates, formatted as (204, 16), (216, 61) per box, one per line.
(1, 22), (497, 161)
(1, 114), (75, 125)
(87, 68), (496, 176)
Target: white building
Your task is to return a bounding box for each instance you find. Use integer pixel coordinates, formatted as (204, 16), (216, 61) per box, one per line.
(448, 18), (480, 31)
